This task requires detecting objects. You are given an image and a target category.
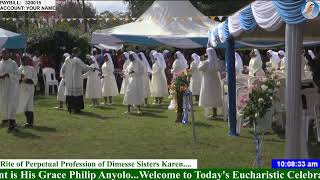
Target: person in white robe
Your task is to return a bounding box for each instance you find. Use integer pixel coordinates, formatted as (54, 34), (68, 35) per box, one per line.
(123, 52), (145, 114)
(120, 52), (130, 95)
(101, 53), (119, 105)
(55, 53), (70, 109)
(149, 50), (157, 62)
(308, 50), (316, 60)
(278, 50), (286, 72)
(171, 51), (188, 78)
(235, 52), (244, 76)
(304, 50), (315, 80)
(248, 49), (265, 77)
(198, 48), (222, 118)
(168, 51), (188, 109)
(17, 55), (38, 128)
(32, 51), (40, 75)
(189, 53), (201, 101)
(301, 50), (309, 80)
(0, 49), (19, 131)
(61, 47), (95, 113)
(151, 52), (168, 105)
(267, 50), (281, 70)
(138, 52), (152, 105)
(83, 55), (102, 107)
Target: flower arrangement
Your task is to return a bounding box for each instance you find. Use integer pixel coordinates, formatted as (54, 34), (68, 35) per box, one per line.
(238, 78), (279, 126)
(169, 71), (190, 96)
(237, 76), (280, 167)
(169, 71), (190, 122)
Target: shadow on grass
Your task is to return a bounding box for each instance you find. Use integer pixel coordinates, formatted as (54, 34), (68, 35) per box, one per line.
(207, 116), (225, 122)
(308, 142), (320, 158)
(136, 112), (167, 118)
(139, 109), (163, 113)
(0, 123), (7, 129)
(144, 105), (169, 110)
(77, 111), (109, 120)
(12, 130), (41, 139)
(238, 134), (285, 143)
(33, 125), (57, 132)
(194, 121), (213, 128)
(95, 106), (115, 110)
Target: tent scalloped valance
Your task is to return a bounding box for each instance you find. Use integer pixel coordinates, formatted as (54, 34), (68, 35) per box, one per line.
(209, 0), (312, 47)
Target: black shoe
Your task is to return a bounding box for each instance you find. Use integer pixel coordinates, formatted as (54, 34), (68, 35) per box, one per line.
(1, 120), (8, 125)
(23, 123), (33, 128)
(25, 111), (34, 126)
(7, 120), (18, 133)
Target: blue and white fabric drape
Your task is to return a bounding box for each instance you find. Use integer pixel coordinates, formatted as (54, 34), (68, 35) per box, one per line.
(239, 5), (257, 32)
(228, 12), (242, 37)
(208, 0), (319, 47)
(251, 1), (283, 31)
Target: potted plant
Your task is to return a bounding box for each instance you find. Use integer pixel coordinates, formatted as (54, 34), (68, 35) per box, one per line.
(238, 77), (280, 167)
(169, 72), (190, 123)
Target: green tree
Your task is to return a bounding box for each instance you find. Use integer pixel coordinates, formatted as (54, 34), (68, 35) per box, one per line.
(56, 1), (96, 18)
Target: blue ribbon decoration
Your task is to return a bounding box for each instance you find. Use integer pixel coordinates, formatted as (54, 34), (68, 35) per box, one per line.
(272, 0), (306, 24)
(239, 5), (257, 32)
(182, 90), (191, 125)
(253, 123), (261, 167)
(222, 19), (231, 41)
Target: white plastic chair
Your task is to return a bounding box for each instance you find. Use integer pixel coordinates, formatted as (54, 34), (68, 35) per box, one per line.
(217, 73), (228, 121)
(301, 81), (319, 143)
(236, 75), (250, 86)
(42, 68), (58, 96)
(314, 103), (320, 142)
(305, 70), (313, 80)
(273, 78), (286, 129)
(236, 86), (248, 135)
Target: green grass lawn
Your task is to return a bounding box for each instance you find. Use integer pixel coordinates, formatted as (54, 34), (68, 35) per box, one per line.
(0, 95), (288, 167)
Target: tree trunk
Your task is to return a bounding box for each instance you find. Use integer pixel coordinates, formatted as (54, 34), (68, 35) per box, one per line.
(24, 12), (29, 27)
(14, 11), (19, 29)
(77, 0), (87, 32)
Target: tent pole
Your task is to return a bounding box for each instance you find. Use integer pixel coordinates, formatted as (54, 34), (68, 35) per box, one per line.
(226, 37), (237, 136)
(285, 23), (306, 158)
(190, 92), (196, 143)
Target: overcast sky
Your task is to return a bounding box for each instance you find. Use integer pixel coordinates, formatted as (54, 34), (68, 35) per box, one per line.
(89, 1), (128, 14)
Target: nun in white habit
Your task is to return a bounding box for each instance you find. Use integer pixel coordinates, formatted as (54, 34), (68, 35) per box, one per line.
(83, 55), (102, 107)
(123, 52), (145, 114)
(151, 52), (168, 105)
(55, 53), (70, 109)
(278, 50), (286, 72)
(301, 51), (308, 80)
(138, 52), (152, 105)
(235, 52), (244, 75)
(267, 50), (281, 70)
(189, 53), (201, 98)
(101, 53), (119, 105)
(198, 48), (222, 118)
(120, 52), (130, 95)
(304, 50), (316, 80)
(172, 51), (188, 78)
(248, 49), (265, 77)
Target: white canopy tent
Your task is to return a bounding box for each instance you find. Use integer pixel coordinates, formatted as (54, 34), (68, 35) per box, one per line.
(0, 28), (25, 49)
(94, 43), (123, 51)
(92, 0), (217, 49)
